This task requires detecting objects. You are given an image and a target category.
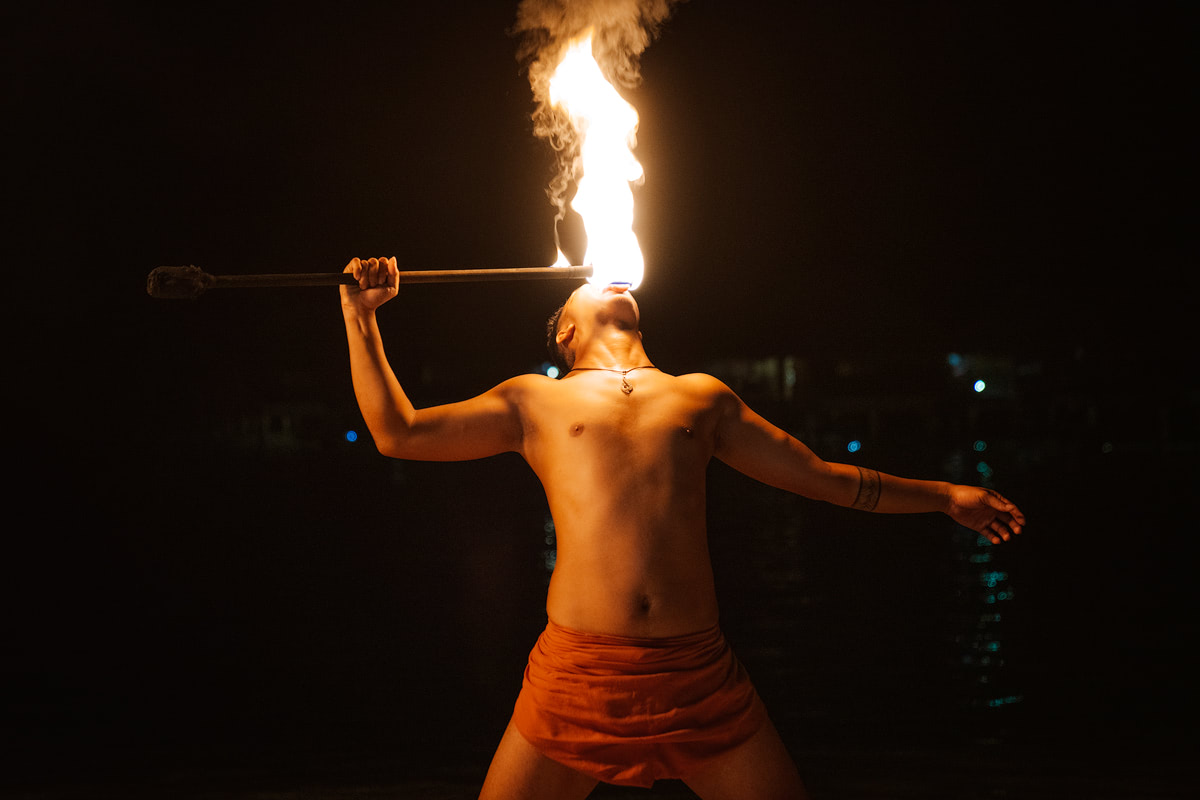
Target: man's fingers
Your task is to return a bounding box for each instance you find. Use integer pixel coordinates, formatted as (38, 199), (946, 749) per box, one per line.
(350, 256), (400, 293)
(361, 257), (381, 288)
(994, 515), (1024, 540)
(999, 508), (1024, 535)
(984, 491), (1013, 511)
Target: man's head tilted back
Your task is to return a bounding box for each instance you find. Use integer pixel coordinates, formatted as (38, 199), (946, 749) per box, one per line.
(546, 284), (643, 373)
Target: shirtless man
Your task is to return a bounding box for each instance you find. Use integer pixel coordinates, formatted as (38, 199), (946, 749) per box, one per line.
(341, 257), (1025, 799)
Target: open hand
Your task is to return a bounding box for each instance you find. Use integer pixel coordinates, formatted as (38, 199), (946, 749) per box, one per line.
(947, 485), (1025, 544)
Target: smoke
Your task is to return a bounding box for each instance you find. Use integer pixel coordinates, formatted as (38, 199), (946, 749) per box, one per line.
(513, 0), (684, 245)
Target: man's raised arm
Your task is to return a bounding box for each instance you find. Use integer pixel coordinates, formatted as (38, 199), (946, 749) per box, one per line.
(340, 257), (525, 462)
(708, 377), (1024, 544)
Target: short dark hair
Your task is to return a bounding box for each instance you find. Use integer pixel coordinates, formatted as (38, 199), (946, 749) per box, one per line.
(546, 302), (568, 373)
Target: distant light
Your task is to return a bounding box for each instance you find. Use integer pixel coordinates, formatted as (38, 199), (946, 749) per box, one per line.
(982, 570), (1009, 588)
(974, 440), (988, 452)
(976, 461), (994, 479)
(847, 440), (862, 453)
(973, 379), (987, 393)
(345, 430), (358, 443)
(547, 366), (560, 378)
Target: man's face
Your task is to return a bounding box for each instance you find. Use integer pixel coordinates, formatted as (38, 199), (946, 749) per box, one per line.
(563, 283), (640, 329)
(555, 284), (641, 369)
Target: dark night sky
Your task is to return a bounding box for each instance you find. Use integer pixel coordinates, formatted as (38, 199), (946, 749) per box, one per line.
(8, 0), (1197, 793)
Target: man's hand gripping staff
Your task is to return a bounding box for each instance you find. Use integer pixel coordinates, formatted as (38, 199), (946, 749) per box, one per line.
(341, 256), (400, 315)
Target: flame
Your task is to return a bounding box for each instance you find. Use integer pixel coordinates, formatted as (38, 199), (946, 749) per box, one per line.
(548, 32), (645, 289)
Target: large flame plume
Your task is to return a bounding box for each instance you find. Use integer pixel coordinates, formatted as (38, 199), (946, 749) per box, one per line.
(515, 0), (682, 289)
(548, 32), (643, 287)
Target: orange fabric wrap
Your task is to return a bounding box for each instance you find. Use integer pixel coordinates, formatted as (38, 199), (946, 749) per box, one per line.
(511, 619), (769, 788)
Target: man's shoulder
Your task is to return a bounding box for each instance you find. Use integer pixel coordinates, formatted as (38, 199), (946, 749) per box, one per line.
(496, 373), (559, 394)
(672, 371), (732, 392)
(664, 372), (741, 408)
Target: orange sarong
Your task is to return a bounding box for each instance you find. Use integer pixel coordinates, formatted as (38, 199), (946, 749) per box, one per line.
(511, 619), (769, 788)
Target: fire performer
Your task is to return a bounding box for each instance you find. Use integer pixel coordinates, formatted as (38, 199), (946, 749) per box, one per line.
(341, 256), (1025, 799)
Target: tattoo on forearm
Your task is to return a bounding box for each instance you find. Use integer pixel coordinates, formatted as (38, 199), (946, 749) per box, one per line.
(852, 467), (881, 511)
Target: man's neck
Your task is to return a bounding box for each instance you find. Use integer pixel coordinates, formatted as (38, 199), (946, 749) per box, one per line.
(571, 329), (651, 371)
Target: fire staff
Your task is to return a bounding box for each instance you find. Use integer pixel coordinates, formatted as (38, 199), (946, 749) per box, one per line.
(340, 256), (1025, 799)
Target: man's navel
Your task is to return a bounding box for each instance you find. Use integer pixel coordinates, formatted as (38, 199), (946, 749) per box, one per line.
(570, 423), (585, 437)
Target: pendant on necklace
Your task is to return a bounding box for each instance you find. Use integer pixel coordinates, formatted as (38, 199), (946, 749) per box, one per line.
(620, 372), (634, 395)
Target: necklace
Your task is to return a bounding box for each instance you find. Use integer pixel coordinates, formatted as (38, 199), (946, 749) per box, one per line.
(567, 365), (657, 395)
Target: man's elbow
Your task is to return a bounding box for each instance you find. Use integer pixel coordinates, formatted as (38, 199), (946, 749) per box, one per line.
(375, 438), (405, 459)
(364, 410), (421, 458)
(370, 427), (417, 459)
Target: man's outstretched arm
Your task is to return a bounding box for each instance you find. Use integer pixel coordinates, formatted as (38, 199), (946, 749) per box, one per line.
(709, 378), (1024, 543)
(340, 257), (525, 461)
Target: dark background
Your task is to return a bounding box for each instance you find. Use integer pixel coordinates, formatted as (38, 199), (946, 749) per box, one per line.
(8, 1), (1195, 797)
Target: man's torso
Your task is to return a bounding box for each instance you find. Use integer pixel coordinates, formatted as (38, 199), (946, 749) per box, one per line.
(514, 369), (729, 637)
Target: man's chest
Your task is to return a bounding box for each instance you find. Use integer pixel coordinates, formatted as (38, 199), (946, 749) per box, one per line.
(524, 387), (719, 463)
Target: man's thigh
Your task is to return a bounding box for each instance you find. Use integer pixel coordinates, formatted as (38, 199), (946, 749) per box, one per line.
(682, 717), (809, 800)
(479, 717), (600, 800)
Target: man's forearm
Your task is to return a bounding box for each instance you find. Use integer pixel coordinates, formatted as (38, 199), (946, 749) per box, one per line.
(849, 466), (952, 515)
(343, 306), (415, 451)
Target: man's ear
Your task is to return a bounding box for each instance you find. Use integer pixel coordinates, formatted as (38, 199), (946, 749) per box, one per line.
(556, 321), (576, 349)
